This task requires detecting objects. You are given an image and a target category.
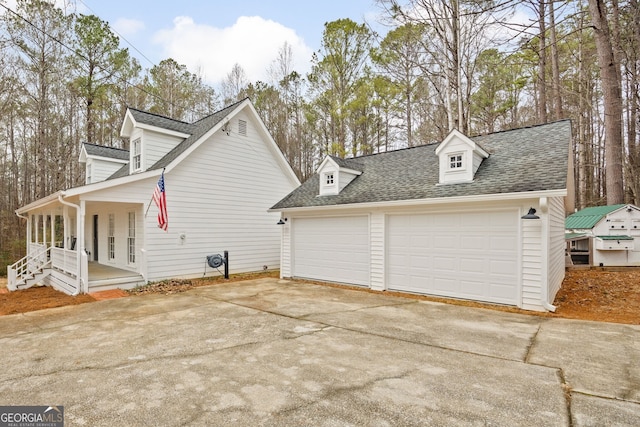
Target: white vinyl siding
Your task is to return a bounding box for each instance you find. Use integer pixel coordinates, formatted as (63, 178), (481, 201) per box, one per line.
(141, 130), (184, 169)
(291, 216), (370, 286)
(521, 218), (543, 309)
(280, 219), (291, 278)
(76, 106), (297, 284)
(387, 210), (519, 305)
(88, 158), (127, 183)
(370, 213), (385, 290)
(547, 197), (566, 302)
(139, 111), (296, 281)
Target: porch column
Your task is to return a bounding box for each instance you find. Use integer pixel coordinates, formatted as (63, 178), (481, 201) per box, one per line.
(43, 214), (47, 248)
(78, 200), (89, 293)
(35, 215), (39, 247)
(62, 205), (70, 249)
(50, 213), (55, 249)
(26, 214), (31, 253)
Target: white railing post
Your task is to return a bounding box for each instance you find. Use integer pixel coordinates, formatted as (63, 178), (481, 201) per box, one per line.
(80, 250), (88, 294)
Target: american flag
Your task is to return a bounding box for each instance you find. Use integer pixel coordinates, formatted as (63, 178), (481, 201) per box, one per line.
(153, 171), (168, 231)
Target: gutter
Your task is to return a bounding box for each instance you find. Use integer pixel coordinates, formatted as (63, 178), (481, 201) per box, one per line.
(269, 189), (569, 213)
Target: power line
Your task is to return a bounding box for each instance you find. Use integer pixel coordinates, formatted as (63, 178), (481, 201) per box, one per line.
(75, 0), (156, 68)
(0, 2), (215, 121)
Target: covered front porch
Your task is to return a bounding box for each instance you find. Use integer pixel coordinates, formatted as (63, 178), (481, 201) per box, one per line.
(87, 262), (144, 291)
(7, 192), (147, 295)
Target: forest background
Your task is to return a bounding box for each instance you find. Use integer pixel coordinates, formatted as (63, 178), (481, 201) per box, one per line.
(0, 0), (638, 273)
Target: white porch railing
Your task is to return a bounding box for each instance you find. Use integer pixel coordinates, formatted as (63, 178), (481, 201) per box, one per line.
(7, 245), (51, 291)
(50, 247), (78, 278)
(7, 245), (85, 295)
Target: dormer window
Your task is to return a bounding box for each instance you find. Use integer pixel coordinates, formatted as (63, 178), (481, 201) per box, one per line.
(132, 138), (141, 171)
(449, 154), (463, 169)
(86, 163), (92, 184)
(316, 156), (362, 196)
(325, 173), (335, 185)
(435, 129), (489, 185)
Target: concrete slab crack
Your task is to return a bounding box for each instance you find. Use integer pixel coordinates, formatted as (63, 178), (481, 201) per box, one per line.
(557, 368), (574, 427)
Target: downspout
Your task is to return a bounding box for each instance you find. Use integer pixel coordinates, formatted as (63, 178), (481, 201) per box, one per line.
(57, 193), (83, 296)
(15, 212), (28, 253)
(538, 197), (557, 312)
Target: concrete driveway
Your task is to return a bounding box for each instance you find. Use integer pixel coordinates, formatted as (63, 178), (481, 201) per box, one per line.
(0, 278), (638, 426)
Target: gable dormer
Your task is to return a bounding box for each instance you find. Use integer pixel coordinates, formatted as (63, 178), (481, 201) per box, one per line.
(79, 143), (129, 184)
(435, 129), (489, 185)
(317, 156), (362, 196)
(120, 108), (193, 174)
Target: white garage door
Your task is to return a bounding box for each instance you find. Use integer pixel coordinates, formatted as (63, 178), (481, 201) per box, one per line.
(292, 216), (370, 286)
(387, 210), (519, 305)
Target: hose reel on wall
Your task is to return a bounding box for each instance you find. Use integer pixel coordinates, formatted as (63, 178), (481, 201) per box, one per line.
(204, 250), (229, 278)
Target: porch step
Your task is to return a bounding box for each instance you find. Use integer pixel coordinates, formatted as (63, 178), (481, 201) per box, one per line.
(14, 269), (50, 290)
(88, 275), (145, 292)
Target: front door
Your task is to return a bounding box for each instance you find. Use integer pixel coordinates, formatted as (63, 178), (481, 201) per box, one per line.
(93, 214), (99, 261)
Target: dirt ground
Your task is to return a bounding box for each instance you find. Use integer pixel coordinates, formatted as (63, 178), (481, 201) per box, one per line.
(0, 269), (639, 325)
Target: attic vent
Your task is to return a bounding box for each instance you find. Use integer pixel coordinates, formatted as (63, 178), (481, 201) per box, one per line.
(238, 119), (247, 136)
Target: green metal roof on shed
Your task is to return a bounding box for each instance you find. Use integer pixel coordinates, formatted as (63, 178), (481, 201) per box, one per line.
(565, 204), (626, 230)
(597, 235), (634, 240)
(565, 232), (588, 240)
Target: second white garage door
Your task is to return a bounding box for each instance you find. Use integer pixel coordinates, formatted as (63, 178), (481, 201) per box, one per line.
(292, 216), (370, 286)
(387, 210), (519, 305)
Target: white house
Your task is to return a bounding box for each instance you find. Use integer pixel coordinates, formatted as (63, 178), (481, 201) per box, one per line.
(8, 98), (300, 295)
(565, 204), (640, 267)
(270, 120), (574, 312)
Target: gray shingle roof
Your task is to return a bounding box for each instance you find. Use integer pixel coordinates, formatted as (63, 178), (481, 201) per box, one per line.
(83, 143), (129, 161)
(106, 99), (248, 180)
(148, 99), (245, 171)
(128, 108), (196, 135)
(271, 120), (571, 210)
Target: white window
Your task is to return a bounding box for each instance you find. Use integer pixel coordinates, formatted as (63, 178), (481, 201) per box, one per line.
(86, 163), (92, 184)
(325, 173), (335, 185)
(128, 212), (136, 264)
(449, 154), (463, 169)
(132, 138), (141, 171)
(108, 214), (115, 261)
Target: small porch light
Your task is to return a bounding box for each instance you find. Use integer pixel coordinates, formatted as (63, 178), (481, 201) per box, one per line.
(521, 207), (540, 220)
(277, 218), (287, 225)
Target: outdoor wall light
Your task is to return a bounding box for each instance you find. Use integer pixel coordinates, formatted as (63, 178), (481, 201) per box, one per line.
(277, 218), (287, 225)
(521, 207), (540, 219)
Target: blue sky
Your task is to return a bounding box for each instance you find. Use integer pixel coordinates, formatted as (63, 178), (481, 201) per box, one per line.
(76, 0), (385, 86)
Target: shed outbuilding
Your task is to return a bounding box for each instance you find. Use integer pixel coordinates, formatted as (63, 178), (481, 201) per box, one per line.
(565, 204), (640, 266)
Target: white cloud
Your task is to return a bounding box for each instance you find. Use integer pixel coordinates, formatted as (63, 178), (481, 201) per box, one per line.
(113, 18), (146, 37)
(153, 15), (313, 86)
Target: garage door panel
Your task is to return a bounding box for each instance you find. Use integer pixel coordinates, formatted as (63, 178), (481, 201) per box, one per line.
(460, 258), (485, 274)
(462, 235), (485, 250)
(490, 235), (518, 250)
(293, 216), (369, 286)
(460, 280), (486, 297)
(388, 211), (518, 305)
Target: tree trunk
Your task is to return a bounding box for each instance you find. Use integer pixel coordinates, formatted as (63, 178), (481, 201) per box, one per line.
(549, 0), (563, 120)
(589, 0), (624, 204)
(537, 0), (548, 123)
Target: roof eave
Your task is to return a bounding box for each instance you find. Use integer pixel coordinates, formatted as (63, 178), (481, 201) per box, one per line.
(269, 188), (568, 213)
